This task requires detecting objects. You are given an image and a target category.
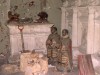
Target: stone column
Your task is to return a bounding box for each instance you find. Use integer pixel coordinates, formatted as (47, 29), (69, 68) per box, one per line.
(72, 7), (78, 47)
(94, 20), (100, 54)
(61, 7), (68, 34)
(93, 7), (100, 54)
(77, 10), (82, 46)
(77, 0), (82, 6)
(87, 7), (95, 54)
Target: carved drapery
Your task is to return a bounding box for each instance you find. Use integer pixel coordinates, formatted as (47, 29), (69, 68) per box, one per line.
(61, 7), (68, 32)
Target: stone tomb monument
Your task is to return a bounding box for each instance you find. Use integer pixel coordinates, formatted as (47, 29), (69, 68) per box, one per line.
(8, 22), (53, 56)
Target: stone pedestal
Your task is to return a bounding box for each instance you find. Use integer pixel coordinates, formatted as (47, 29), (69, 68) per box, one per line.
(8, 23), (53, 55)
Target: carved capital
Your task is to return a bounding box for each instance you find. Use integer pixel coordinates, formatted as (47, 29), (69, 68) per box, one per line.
(77, 0), (82, 6)
(62, 0), (68, 7)
(61, 7), (66, 12)
(88, 6), (95, 14)
(73, 7), (78, 13)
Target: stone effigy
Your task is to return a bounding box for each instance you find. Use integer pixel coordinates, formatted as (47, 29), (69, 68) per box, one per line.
(20, 51), (48, 75)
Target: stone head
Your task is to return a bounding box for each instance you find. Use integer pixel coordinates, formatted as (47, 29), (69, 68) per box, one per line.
(51, 27), (57, 34)
(62, 29), (68, 36)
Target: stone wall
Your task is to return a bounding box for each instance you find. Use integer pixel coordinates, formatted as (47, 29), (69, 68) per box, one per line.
(0, 0), (10, 55)
(10, 0), (62, 33)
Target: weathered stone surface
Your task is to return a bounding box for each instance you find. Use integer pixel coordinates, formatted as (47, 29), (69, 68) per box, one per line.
(0, 64), (19, 74)
(8, 23), (53, 55)
(8, 54), (20, 64)
(20, 52), (48, 75)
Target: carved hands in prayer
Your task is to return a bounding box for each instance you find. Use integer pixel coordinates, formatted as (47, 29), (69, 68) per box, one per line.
(47, 39), (60, 49)
(61, 45), (66, 50)
(46, 40), (52, 49)
(46, 40), (52, 45)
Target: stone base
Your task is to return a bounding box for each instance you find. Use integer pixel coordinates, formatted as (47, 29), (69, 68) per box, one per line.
(20, 52), (48, 75)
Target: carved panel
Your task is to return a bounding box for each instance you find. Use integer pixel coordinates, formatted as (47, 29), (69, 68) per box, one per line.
(8, 23), (53, 55)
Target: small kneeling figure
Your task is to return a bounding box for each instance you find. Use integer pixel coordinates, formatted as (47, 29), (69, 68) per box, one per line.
(57, 29), (73, 72)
